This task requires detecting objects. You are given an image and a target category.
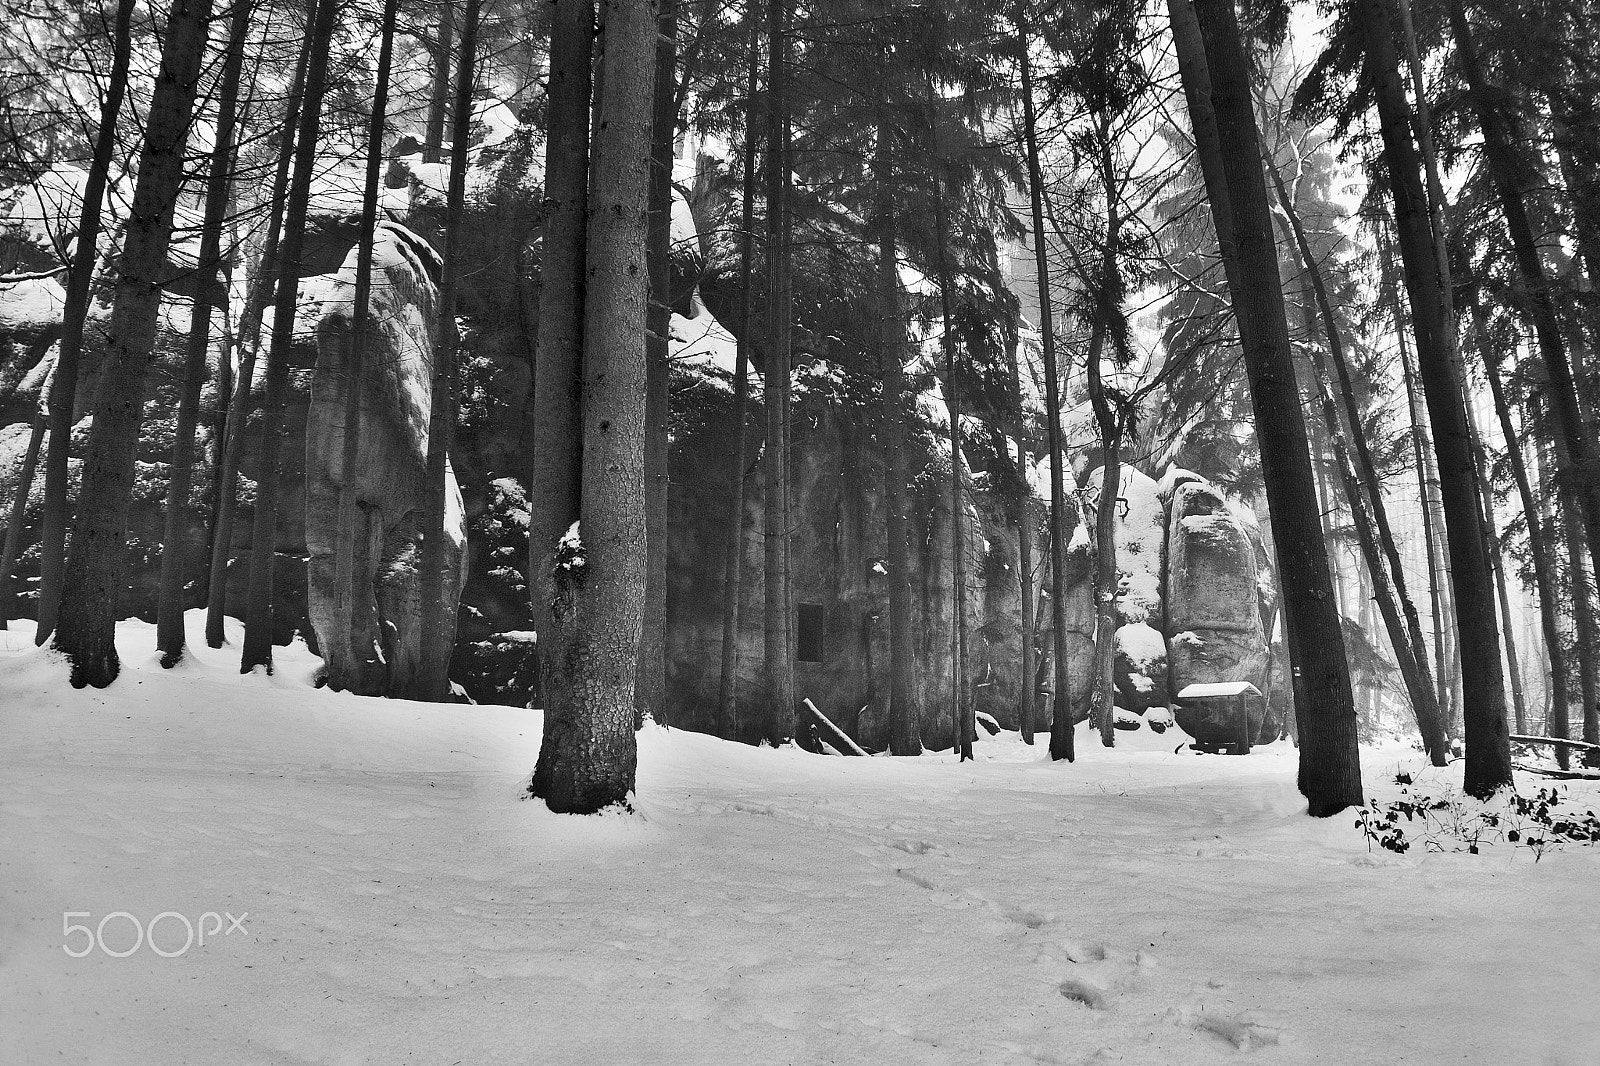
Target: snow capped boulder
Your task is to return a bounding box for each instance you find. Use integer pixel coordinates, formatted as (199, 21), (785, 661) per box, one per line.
(304, 222), (467, 698)
(1113, 622), (1171, 713)
(1164, 477), (1269, 745)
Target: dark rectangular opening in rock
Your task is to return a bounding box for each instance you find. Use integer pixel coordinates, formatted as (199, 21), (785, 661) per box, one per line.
(797, 602), (825, 664)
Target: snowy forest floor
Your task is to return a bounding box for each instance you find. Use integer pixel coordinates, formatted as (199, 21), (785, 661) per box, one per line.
(2, 616), (1596, 1065)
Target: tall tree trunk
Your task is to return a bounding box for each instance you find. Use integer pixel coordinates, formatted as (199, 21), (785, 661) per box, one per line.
(1006, 334), (1037, 745)
(529, 0), (656, 814)
(874, 117), (920, 756)
(1359, 0), (1511, 796)
(637, 0), (677, 725)
(1266, 157), (1448, 763)
(716, 5), (760, 739)
(424, 0), (455, 164)
(204, 36), (310, 649)
(761, 0), (795, 746)
(528, 0), (593, 790)
(0, 375), (48, 622)
(155, 0), (252, 667)
(1181, 0), (1362, 814)
(53, 0), (218, 686)
(1016, 22), (1073, 763)
(324, 0), (399, 690)
(1190, 0), (1363, 813)
(1086, 133), (1122, 751)
(929, 135), (971, 760)
(239, 0), (340, 674)
(1445, 0), (1600, 575)
(34, 0), (136, 644)
(416, 0), (482, 701)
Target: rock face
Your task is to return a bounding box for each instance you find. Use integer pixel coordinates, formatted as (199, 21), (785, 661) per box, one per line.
(663, 365), (1276, 749)
(1164, 479), (1271, 745)
(304, 222), (466, 696)
(666, 371), (997, 751)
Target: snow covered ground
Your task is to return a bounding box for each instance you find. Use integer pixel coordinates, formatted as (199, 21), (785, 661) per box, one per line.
(2, 615), (1596, 1065)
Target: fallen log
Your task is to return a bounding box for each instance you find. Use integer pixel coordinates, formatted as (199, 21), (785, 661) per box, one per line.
(803, 698), (868, 756)
(1509, 734), (1600, 752)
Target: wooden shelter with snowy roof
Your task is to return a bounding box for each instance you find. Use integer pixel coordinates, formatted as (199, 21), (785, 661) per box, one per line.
(1175, 681), (1264, 755)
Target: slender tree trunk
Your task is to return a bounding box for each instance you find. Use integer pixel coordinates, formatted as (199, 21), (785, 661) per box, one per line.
(416, 0), (481, 701)
(1479, 310), (1573, 765)
(528, 0), (593, 791)
(637, 0), (677, 725)
(201, 262), (235, 588)
(35, 0), (135, 644)
(529, 0), (656, 813)
(239, 0), (340, 674)
(1182, 0), (1361, 814)
(424, 0), (455, 164)
(1266, 158), (1448, 762)
(874, 118), (920, 756)
(204, 37), (309, 649)
(1016, 24), (1073, 762)
(1383, 235), (1453, 731)
(1445, 0), (1600, 575)
(324, 0), (399, 690)
(53, 0), (218, 686)
(1463, 377), (1529, 735)
(716, 6), (760, 739)
(929, 142), (971, 759)
(0, 375), (48, 622)
(1006, 334), (1037, 745)
(1086, 134), (1122, 751)
(1088, 425), (1119, 749)
(155, 0), (252, 666)
(761, 0), (795, 746)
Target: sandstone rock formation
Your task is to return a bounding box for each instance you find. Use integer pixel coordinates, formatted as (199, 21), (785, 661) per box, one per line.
(1164, 478), (1272, 745)
(304, 222), (466, 697)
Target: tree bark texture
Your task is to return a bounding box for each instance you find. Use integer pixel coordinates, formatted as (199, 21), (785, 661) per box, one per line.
(529, 0), (593, 786)
(530, 0), (657, 813)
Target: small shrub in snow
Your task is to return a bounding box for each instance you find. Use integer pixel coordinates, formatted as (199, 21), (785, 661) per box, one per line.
(1355, 776), (1600, 860)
